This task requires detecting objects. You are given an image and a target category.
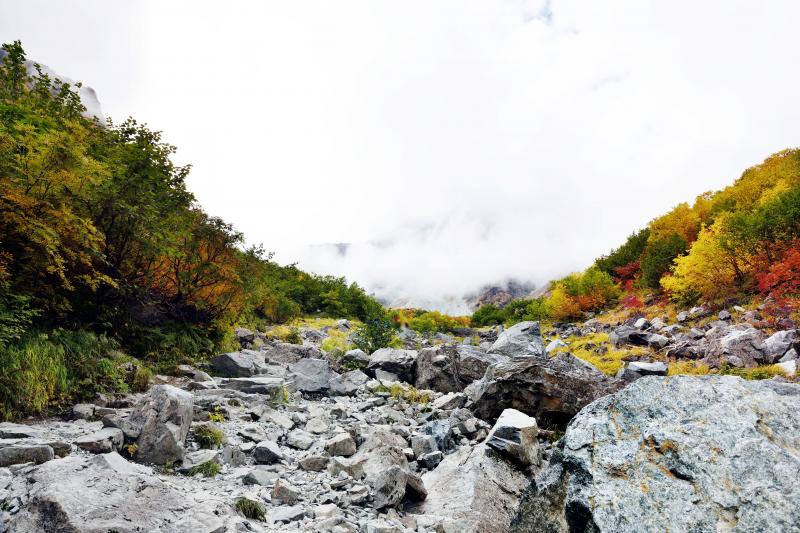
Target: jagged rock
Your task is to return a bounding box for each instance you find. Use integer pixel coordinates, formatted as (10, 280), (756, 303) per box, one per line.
(431, 391), (466, 410)
(74, 427), (124, 454)
(0, 423), (45, 439)
(325, 433), (357, 457)
(781, 347), (798, 362)
(101, 414), (141, 440)
(262, 342), (324, 364)
(488, 321), (545, 358)
(288, 358), (331, 393)
(633, 317), (650, 329)
(411, 444), (529, 532)
(764, 329), (798, 362)
(718, 310), (732, 321)
(253, 440), (284, 464)
(610, 325), (668, 350)
(704, 325), (766, 368)
(90, 451), (137, 475)
(411, 434), (438, 458)
(340, 348), (370, 369)
(329, 369), (369, 396)
(0, 444), (54, 467)
(456, 345), (510, 383)
(5, 456), (227, 531)
(178, 449), (220, 474)
(269, 504), (306, 523)
(545, 339), (568, 354)
(243, 468), (280, 485)
(287, 429), (315, 450)
(221, 376), (284, 396)
(128, 384), (193, 465)
(415, 345), (461, 392)
(367, 348), (418, 383)
(676, 311), (689, 322)
(469, 352), (621, 427)
(299, 454), (330, 471)
(485, 408), (539, 466)
(210, 351), (256, 377)
(616, 361), (668, 382)
(777, 359), (797, 377)
(272, 478), (301, 504)
(419, 451), (444, 469)
(71, 403), (96, 420)
(511, 376), (800, 533)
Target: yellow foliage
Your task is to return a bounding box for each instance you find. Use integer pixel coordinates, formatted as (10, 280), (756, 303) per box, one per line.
(558, 333), (649, 376)
(667, 361), (710, 376)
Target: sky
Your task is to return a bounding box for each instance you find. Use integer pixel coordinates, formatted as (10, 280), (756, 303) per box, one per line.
(2, 1), (800, 312)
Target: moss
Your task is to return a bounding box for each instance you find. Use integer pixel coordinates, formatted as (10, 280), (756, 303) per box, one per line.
(193, 424), (224, 449)
(321, 329), (353, 354)
(188, 460), (220, 478)
(667, 361), (710, 376)
(720, 364), (787, 380)
(557, 332), (649, 376)
(235, 497), (265, 521)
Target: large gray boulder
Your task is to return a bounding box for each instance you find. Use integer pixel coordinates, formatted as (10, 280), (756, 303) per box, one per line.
(609, 325), (668, 350)
(287, 358), (331, 393)
(210, 351), (256, 377)
(764, 329), (799, 363)
(488, 321), (545, 358)
(704, 325), (767, 368)
(456, 345), (510, 383)
(410, 444), (529, 532)
(262, 342), (324, 364)
(512, 376), (800, 533)
(415, 345), (462, 393)
(0, 444), (54, 467)
(127, 385), (193, 465)
(329, 369), (369, 396)
(468, 352), (621, 427)
(367, 348), (418, 383)
(485, 408), (539, 467)
(5, 455), (227, 531)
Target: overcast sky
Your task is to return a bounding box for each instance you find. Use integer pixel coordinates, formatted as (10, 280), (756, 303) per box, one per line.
(2, 1), (800, 311)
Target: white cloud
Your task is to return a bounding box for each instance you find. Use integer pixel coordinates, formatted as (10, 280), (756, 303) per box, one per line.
(2, 0), (799, 310)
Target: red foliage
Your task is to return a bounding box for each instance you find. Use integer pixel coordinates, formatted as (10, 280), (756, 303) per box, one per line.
(621, 293), (644, 309)
(756, 242), (800, 300)
(614, 260), (640, 282)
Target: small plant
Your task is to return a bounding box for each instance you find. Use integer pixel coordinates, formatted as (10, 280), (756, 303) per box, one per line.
(208, 407), (226, 423)
(405, 387), (431, 404)
(129, 363), (153, 392)
(235, 497), (265, 521)
(164, 461), (175, 474)
(269, 385), (291, 406)
(720, 364), (787, 380)
(188, 460), (220, 478)
(340, 359), (367, 371)
(124, 443), (138, 458)
(285, 326), (302, 345)
(667, 361), (710, 376)
(193, 424), (224, 449)
(352, 310), (395, 354)
(228, 398), (242, 407)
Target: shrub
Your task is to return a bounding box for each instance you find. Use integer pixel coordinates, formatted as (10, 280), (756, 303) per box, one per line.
(408, 311), (468, 334)
(193, 424), (224, 449)
(188, 460), (220, 478)
(352, 311), (395, 354)
(321, 329), (353, 355)
(470, 304), (506, 327)
(235, 498), (265, 521)
(640, 233), (688, 289)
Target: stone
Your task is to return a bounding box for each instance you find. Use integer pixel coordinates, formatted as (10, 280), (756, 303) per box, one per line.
(325, 433), (357, 457)
(5, 455), (226, 532)
(367, 348), (418, 383)
(272, 478), (301, 504)
(415, 345), (461, 392)
(287, 429), (315, 450)
(419, 451), (443, 469)
(488, 321), (545, 357)
(0, 444), (54, 467)
(220, 376), (284, 396)
(777, 359), (797, 377)
(485, 408), (539, 466)
(469, 352), (621, 427)
(764, 329), (798, 362)
(90, 451), (136, 475)
(253, 440), (284, 464)
(269, 504), (306, 523)
(545, 339), (568, 354)
(511, 376), (800, 533)
(0, 423), (45, 439)
(178, 449), (220, 474)
(676, 311), (689, 322)
(210, 351), (256, 377)
(718, 310), (732, 321)
(704, 326), (766, 367)
(262, 342), (325, 364)
(127, 384), (193, 465)
(243, 469), (280, 486)
(610, 325), (669, 350)
(238, 423), (268, 443)
(71, 403), (96, 420)
(306, 416), (330, 434)
(329, 369), (368, 397)
(74, 427), (124, 454)
(340, 348), (370, 369)
(288, 358), (331, 393)
(314, 503), (342, 519)
(234, 327), (256, 344)
(411, 444), (529, 532)
(456, 344), (510, 383)
(617, 361), (668, 382)
(411, 434), (438, 458)
(633, 317), (650, 329)
(220, 444), (246, 467)
(780, 347), (798, 362)
(431, 391), (466, 410)
(299, 454), (330, 471)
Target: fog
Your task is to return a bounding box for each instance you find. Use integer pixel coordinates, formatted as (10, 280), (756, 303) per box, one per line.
(3, 0), (800, 311)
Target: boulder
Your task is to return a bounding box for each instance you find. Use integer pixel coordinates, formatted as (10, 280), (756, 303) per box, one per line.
(415, 345), (461, 393)
(610, 325), (668, 350)
(616, 361), (668, 382)
(469, 352), (622, 427)
(5, 455), (227, 531)
(488, 321), (545, 358)
(219, 376), (284, 396)
(410, 444), (529, 532)
(127, 384), (193, 465)
(367, 348), (418, 383)
(511, 376), (800, 533)
(329, 369), (369, 396)
(704, 325), (766, 368)
(287, 358), (331, 393)
(484, 408), (539, 466)
(456, 345), (510, 383)
(262, 342), (324, 364)
(0, 444), (54, 467)
(272, 479), (301, 504)
(74, 427), (124, 454)
(253, 440), (284, 464)
(325, 432), (357, 457)
(210, 351), (256, 377)
(340, 348), (370, 369)
(764, 329), (798, 362)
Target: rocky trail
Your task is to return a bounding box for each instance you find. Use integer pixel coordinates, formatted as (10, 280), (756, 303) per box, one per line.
(1, 311), (799, 532)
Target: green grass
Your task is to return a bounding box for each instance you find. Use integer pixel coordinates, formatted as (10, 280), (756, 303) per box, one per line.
(720, 364), (787, 380)
(188, 460), (220, 478)
(667, 361), (710, 376)
(193, 424), (224, 449)
(321, 328), (353, 355)
(235, 498), (265, 521)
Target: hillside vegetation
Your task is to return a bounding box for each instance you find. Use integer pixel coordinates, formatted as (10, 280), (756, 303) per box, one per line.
(0, 42), (380, 419)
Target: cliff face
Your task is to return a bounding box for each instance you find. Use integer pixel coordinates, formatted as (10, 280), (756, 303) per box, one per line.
(465, 279), (537, 311)
(0, 49), (103, 120)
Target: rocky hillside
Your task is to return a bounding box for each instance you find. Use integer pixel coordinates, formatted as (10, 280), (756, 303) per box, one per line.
(1, 310), (798, 532)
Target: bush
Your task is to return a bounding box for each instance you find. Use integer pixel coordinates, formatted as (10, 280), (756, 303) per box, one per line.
(545, 267), (620, 321)
(408, 311), (468, 334)
(352, 311), (395, 354)
(188, 460), (220, 478)
(193, 424), (224, 449)
(641, 233), (688, 289)
(235, 498), (265, 521)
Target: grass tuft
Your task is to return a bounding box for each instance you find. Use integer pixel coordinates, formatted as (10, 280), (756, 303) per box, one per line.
(193, 424), (224, 449)
(188, 460), (220, 478)
(235, 497), (265, 521)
